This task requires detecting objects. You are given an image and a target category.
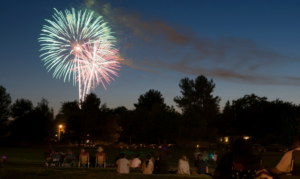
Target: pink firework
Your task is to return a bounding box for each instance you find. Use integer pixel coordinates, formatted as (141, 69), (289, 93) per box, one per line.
(72, 39), (122, 101)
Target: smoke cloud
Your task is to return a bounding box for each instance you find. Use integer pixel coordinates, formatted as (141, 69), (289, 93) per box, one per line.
(81, 0), (300, 86)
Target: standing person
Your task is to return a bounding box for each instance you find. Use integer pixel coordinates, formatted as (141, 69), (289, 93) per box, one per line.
(44, 143), (53, 167)
(212, 151), (217, 165)
(214, 138), (256, 179)
(116, 153), (130, 174)
(194, 148), (200, 160)
(177, 155), (190, 175)
(130, 154), (141, 168)
(202, 151), (208, 161)
(142, 155), (154, 174)
(154, 155), (169, 174)
(195, 154), (208, 174)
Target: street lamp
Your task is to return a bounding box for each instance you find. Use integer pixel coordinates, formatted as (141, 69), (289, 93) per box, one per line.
(58, 125), (62, 141)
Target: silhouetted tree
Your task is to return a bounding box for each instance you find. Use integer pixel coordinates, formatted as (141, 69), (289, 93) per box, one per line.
(174, 75), (221, 124)
(9, 98), (54, 142)
(134, 89), (166, 111)
(113, 106), (128, 116)
(62, 93), (122, 146)
(220, 94), (299, 145)
(120, 90), (180, 144)
(0, 86), (11, 136)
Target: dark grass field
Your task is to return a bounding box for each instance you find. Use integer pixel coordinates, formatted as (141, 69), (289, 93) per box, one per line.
(0, 147), (284, 179)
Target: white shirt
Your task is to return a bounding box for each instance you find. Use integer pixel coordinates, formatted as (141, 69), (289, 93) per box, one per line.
(177, 159), (190, 174)
(116, 158), (129, 174)
(276, 147), (300, 172)
(142, 160), (154, 174)
(130, 158), (141, 168)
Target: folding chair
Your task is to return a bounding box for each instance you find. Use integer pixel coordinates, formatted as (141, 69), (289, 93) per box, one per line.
(231, 154), (262, 179)
(63, 152), (76, 167)
(95, 152), (106, 168)
(290, 150), (300, 176)
(78, 152), (89, 168)
(51, 152), (62, 167)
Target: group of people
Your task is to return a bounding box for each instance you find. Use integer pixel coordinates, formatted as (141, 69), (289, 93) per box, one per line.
(213, 132), (300, 179)
(43, 132), (300, 178)
(44, 144), (104, 167)
(44, 144), (78, 166)
(114, 152), (211, 175)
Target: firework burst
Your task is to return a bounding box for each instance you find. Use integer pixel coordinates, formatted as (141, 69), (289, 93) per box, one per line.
(72, 39), (122, 100)
(38, 8), (117, 101)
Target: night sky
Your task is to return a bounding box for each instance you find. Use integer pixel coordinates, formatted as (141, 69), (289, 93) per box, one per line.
(1, 0), (300, 114)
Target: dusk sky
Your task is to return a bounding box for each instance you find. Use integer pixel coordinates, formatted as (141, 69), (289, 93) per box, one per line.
(1, 0), (300, 114)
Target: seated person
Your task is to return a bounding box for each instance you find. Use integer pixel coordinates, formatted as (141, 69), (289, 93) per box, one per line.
(116, 153), (129, 174)
(267, 132), (300, 176)
(130, 154), (141, 168)
(214, 138), (256, 179)
(154, 155), (169, 174)
(177, 155), (190, 175)
(195, 154), (208, 174)
(78, 148), (89, 167)
(51, 148), (63, 166)
(64, 148), (76, 162)
(44, 144), (53, 167)
(94, 147), (106, 167)
(142, 154), (154, 174)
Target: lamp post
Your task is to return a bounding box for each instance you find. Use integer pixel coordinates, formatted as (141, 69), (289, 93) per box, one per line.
(58, 125), (62, 141)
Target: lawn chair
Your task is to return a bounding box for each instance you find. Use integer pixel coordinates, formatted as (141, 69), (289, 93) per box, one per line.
(95, 152), (106, 168)
(51, 152), (62, 167)
(290, 150), (300, 176)
(63, 152), (76, 167)
(231, 154), (262, 179)
(78, 152), (89, 168)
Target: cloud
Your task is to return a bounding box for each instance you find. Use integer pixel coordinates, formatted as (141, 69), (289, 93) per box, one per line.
(82, 0), (300, 86)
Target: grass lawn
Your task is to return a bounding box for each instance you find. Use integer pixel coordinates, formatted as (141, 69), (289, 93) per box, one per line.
(0, 146), (285, 179)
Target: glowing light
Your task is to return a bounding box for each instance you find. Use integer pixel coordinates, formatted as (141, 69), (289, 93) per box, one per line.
(86, 140), (89, 143)
(59, 125), (62, 128)
(224, 137), (228, 142)
(243, 136), (249, 140)
(196, 145), (199, 148)
(38, 8), (115, 102)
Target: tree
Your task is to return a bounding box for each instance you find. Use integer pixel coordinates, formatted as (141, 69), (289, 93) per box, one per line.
(113, 106), (128, 116)
(0, 86), (11, 135)
(134, 89), (166, 111)
(174, 75), (221, 122)
(81, 93), (101, 114)
(10, 98), (54, 142)
(62, 93), (122, 146)
(220, 94), (299, 145)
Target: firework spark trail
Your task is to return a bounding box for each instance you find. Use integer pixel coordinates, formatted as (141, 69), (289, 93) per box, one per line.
(72, 39), (122, 100)
(39, 8), (115, 101)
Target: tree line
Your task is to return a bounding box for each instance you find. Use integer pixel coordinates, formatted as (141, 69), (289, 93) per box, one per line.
(0, 75), (299, 146)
